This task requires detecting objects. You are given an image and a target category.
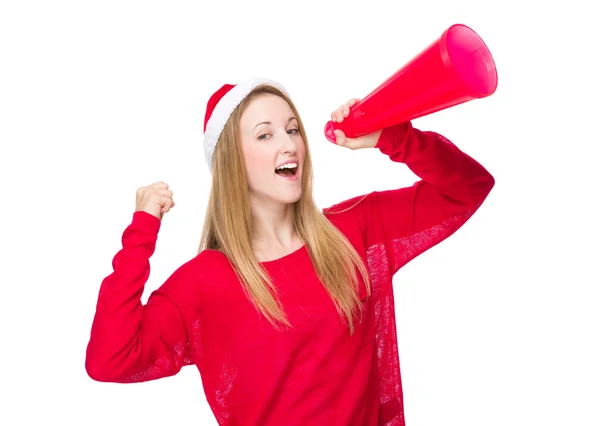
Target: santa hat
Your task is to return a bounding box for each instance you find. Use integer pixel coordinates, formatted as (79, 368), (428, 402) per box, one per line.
(203, 77), (290, 172)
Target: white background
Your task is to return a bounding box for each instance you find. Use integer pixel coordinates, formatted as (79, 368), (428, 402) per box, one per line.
(1, 1), (598, 425)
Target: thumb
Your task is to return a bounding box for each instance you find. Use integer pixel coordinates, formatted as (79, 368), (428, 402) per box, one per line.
(334, 130), (348, 145)
(334, 129), (357, 150)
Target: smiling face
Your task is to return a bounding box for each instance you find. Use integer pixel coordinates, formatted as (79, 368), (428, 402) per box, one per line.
(239, 93), (305, 207)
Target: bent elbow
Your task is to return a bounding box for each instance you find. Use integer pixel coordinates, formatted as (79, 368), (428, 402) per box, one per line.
(85, 352), (120, 382)
(85, 352), (123, 383)
(484, 171), (495, 194)
(465, 170), (495, 208)
(85, 358), (109, 382)
(475, 170), (495, 206)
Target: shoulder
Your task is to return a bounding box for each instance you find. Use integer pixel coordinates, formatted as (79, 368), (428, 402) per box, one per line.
(194, 248), (231, 268)
(155, 249), (234, 305)
(177, 249), (237, 285)
(321, 192), (377, 244)
(322, 192), (373, 217)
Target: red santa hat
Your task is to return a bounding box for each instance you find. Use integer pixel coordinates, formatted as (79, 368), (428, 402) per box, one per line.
(203, 77), (289, 172)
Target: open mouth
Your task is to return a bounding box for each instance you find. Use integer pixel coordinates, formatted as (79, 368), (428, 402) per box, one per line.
(275, 164), (298, 177)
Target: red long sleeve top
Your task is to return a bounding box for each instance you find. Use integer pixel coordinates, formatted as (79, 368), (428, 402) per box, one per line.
(85, 122), (494, 425)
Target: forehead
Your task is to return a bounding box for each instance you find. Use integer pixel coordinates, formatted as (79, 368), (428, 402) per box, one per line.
(240, 94), (295, 128)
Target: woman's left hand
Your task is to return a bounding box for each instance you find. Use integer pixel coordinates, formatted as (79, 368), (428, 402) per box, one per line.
(331, 98), (382, 150)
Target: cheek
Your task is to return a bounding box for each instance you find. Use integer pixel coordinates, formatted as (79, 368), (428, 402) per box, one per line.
(298, 139), (307, 159)
(243, 147), (271, 183)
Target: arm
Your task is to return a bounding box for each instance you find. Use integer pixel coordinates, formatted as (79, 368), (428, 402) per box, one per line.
(85, 211), (195, 383)
(356, 121), (495, 275)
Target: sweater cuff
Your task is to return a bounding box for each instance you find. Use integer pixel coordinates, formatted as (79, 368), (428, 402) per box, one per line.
(375, 121), (412, 154)
(132, 210), (161, 234)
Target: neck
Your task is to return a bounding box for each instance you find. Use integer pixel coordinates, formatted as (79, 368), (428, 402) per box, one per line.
(250, 200), (300, 250)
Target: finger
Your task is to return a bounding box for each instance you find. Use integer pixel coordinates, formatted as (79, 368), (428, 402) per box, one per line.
(332, 104), (346, 123)
(344, 98), (360, 116)
(152, 181), (169, 190)
(342, 103), (350, 118)
(331, 99), (359, 122)
(337, 130), (360, 150)
(336, 107), (345, 122)
(331, 107), (342, 121)
(334, 129), (346, 145)
(161, 202), (175, 213)
(158, 196), (174, 210)
(332, 108), (340, 123)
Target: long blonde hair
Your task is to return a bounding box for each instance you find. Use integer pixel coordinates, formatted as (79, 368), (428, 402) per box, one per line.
(198, 84), (371, 334)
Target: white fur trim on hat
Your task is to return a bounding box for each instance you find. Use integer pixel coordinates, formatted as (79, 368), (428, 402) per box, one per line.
(203, 77), (289, 172)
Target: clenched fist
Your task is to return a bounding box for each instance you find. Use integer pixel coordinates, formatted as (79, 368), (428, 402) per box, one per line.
(330, 98), (382, 150)
(135, 181), (175, 220)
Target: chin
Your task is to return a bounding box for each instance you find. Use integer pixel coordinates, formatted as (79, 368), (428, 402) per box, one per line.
(278, 190), (302, 205)
(283, 193), (302, 204)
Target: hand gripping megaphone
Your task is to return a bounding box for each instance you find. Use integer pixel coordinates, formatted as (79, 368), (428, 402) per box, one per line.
(324, 24), (498, 142)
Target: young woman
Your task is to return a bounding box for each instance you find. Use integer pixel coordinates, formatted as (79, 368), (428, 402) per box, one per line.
(85, 77), (495, 425)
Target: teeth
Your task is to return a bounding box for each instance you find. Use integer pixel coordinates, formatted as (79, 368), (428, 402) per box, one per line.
(276, 162), (297, 170)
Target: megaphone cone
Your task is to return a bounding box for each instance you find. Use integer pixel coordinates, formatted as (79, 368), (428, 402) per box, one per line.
(324, 24), (498, 143)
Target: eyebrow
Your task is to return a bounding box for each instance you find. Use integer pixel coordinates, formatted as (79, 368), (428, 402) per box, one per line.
(253, 116), (297, 131)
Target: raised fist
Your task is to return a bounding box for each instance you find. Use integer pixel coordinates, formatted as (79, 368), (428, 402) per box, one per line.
(135, 181), (175, 220)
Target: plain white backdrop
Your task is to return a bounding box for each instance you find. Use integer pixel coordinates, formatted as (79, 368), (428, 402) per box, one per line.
(1, 0), (598, 425)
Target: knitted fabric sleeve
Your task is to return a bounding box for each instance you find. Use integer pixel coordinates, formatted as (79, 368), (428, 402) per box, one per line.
(324, 121), (495, 279)
(363, 121), (495, 276)
(85, 211), (195, 383)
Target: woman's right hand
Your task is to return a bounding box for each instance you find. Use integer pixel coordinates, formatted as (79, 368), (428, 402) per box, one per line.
(135, 181), (175, 220)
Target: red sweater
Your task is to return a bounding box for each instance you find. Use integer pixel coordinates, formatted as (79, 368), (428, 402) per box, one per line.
(86, 122), (494, 425)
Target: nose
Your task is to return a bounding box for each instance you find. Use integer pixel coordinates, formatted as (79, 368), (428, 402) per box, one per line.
(280, 130), (297, 153)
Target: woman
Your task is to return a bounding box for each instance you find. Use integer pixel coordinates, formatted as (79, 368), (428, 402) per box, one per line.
(85, 77), (495, 425)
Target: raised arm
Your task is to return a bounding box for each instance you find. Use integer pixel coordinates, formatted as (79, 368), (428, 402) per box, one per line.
(85, 211), (195, 383)
(365, 121), (495, 274)
(325, 121), (495, 277)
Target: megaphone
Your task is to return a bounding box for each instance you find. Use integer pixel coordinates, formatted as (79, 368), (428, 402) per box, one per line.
(324, 23), (498, 143)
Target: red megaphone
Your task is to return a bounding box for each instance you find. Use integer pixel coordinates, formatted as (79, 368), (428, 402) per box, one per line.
(324, 23), (498, 143)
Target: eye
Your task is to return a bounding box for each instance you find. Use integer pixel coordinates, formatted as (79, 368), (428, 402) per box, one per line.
(258, 133), (271, 140)
(287, 128), (300, 135)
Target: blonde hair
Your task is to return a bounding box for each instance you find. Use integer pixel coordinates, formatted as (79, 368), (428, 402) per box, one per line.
(198, 84), (371, 334)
